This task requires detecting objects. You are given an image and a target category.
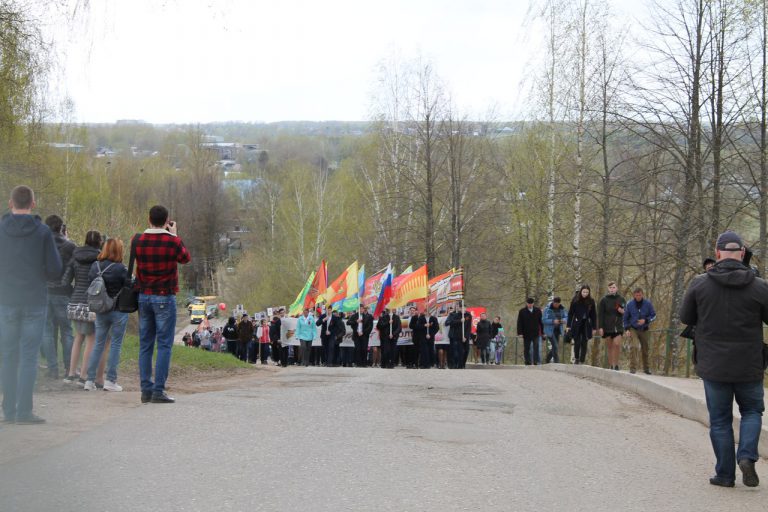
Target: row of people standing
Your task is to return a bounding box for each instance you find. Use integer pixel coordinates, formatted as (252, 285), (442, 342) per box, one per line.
(45, 222), (130, 392)
(517, 283), (657, 374)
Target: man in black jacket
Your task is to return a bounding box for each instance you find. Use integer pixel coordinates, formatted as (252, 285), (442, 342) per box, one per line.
(681, 231), (768, 489)
(349, 306), (373, 367)
(269, 314), (282, 366)
(0, 186), (63, 424)
(409, 308), (427, 369)
(317, 307), (341, 366)
(517, 298), (544, 365)
(42, 215), (76, 379)
(446, 307), (464, 369)
(389, 309), (403, 368)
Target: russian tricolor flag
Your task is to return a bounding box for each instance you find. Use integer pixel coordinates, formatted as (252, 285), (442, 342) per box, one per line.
(373, 264), (393, 318)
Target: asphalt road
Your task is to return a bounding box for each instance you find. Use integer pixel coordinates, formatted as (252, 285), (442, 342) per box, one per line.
(0, 367), (765, 511)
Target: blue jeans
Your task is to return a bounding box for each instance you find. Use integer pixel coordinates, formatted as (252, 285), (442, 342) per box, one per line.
(703, 379), (765, 481)
(138, 294), (177, 394)
(0, 305), (46, 420)
(87, 310), (129, 383)
(42, 294), (73, 376)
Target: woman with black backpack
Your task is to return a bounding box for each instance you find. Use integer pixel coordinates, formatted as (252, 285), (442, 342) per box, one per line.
(83, 238), (129, 391)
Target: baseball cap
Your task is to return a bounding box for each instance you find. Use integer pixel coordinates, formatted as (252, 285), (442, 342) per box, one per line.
(715, 231), (744, 250)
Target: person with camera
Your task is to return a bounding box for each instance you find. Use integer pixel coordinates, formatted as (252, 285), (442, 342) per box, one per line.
(135, 206), (190, 404)
(680, 231), (768, 488)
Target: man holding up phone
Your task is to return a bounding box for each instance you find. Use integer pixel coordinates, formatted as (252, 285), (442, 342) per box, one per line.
(134, 205), (190, 404)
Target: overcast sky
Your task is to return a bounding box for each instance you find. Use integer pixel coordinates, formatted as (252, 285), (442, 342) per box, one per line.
(45, 0), (648, 123)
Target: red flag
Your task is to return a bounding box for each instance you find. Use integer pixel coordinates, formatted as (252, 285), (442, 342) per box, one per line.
(304, 260), (328, 309)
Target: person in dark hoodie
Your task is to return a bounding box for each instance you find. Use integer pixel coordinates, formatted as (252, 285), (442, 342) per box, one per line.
(0, 186), (63, 424)
(222, 316), (239, 357)
(517, 298), (543, 365)
(680, 231), (768, 489)
(42, 215), (76, 379)
(62, 230), (102, 386)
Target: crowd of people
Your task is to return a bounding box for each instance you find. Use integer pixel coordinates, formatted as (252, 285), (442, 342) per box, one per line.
(182, 305), (508, 370)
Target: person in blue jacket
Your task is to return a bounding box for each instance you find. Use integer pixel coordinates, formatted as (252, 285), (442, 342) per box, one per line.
(543, 297), (568, 363)
(622, 287), (656, 374)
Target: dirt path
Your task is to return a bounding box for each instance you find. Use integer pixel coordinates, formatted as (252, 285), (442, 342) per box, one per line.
(0, 365), (280, 466)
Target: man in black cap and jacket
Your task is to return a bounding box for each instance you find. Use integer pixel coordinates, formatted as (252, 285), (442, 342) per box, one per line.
(681, 230), (768, 489)
(517, 298), (544, 365)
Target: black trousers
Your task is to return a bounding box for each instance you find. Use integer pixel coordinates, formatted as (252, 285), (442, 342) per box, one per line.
(354, 336), (369, 367)
(574, 332), (588, 363)
(382, 338), (396, 368)
(260, 343), (269, 363)
(419, 340), (434, 368)
(523, 337), (539, 365)
(271, 341), (281, 362)
(280, 345), (289, 366)
(403, 343), (417, 368)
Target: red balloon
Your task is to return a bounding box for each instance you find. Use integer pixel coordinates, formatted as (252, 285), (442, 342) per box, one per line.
(218, 303), (227, 311)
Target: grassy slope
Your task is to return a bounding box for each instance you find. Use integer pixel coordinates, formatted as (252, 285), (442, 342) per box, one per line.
(119, 335), (250, 372)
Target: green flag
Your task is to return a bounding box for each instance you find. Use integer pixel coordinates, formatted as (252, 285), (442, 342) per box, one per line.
(289, 271), (316, 316)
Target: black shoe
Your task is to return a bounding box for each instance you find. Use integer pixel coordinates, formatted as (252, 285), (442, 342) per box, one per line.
(644, 368), (652, 375)
(150, 392), (175, 404)
(141, 391), (152, 403)
(630, 369), (636, 374)
(15, 414), (46, 425)
(709, 476), (735, 488)
(739, 459), (759, 487)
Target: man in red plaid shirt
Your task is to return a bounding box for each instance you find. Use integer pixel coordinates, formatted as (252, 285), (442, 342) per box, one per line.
(135, 205), (190, 404)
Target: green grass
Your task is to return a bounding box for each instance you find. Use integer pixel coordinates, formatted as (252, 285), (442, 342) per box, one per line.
(119, 335), (250, 372)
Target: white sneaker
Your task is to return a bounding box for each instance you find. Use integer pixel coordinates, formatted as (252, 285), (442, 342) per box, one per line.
(103, 380), (123, 392)
(83, 380), (96, 391)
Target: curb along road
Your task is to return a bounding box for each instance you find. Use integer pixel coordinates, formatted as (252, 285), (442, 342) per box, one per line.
(539, 363), (768, 459)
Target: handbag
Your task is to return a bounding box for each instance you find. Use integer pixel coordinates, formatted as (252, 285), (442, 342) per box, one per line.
(115, 234), (139, 313)
(563, 330), (573, 344)
(67, 303), (96, 323)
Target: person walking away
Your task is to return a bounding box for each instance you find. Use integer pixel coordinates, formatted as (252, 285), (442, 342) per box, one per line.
(543, 299), (567, 363)
(566, 285), (596, 365)
(475, 312), (492, 365)
(237, 314), (253, 362)
(42, 215), (75, 379)
(296, 308), (316, 367)
(598, 282), (626, 370)
(63, 231), (102, 385)
(0, 186), (63, 424)
(680, 230), (768, 488)
(83, 238), (129, 391)
(135, 205), (191, 404)
(517, 298), (543, 365)
(623, 287), (656, 375)
(222, 317), (239, 357)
